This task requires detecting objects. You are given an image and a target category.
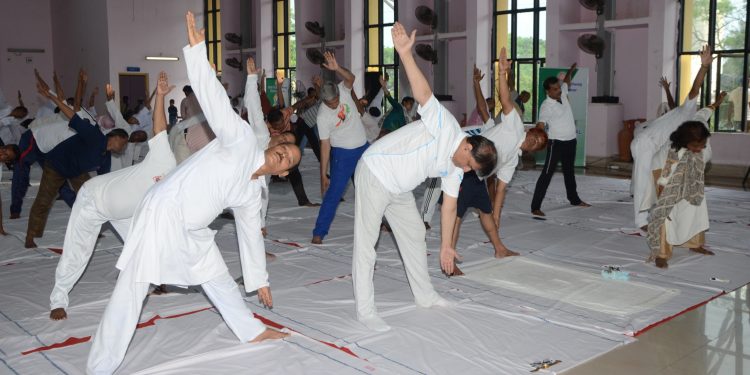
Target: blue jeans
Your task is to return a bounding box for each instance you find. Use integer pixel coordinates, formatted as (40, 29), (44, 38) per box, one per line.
(11, 131), (76, 216)
(312, 142), (369, 238)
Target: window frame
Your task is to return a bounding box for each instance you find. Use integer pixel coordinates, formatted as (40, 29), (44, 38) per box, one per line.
(364, 0), (399, 109)
(205, 0), (222, 74)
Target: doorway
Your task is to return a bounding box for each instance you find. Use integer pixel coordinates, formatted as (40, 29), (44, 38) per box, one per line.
(118, 73), (149, 118)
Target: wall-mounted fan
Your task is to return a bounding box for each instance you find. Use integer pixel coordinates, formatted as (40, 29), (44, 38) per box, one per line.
(579, 0), (604, 15)
(577, 34), (605, 59)
(225, 57), (242, 70)
(414, 6), (438, 64)
(305, 49), (326, 66)
(304, 21), (327, 66)
(224, 32), (242, 45)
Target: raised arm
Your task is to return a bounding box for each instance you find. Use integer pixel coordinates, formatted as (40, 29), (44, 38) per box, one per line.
(563, 62), (577, 86)
(497, 48), (515, 116)
(689, 45), (713, 100)
(17, 90), (25, 108)
(105, 83), (131, 133)
(244, 57), (270, 142)
(472, 65), (490, 124)
(184, 11), (251, 144)
(275, 70), (286, 108)
(73, 68), (87, 112)
(144, 87), (156, 111)
(153, 72), (175, 135)
(322, 51), (355, 89)
(88, 86), (99, 110)
(35, 69), (75, 120)
(53, 71), (65, 102)
(659, 76), (676, 109)
(392, 22), (431, 106)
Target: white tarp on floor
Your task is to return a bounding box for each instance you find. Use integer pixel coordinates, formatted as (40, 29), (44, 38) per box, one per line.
(0, 153), (748, 374)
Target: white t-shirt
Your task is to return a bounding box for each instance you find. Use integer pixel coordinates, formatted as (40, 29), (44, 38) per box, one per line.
(0, 116), (24, 145)
(84, 131), (176, 219)
(480, 108), (525, 183)
(30, 117), (76, 153)
(361, 112), (382, 143)
(538, 83), (576, 141)
(362, 95), (466, 197)
(728, 86), (750, 121)
(316, 82), (368, 149)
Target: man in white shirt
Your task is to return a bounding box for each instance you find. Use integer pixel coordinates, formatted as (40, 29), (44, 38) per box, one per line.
(630, 45), (712, 229)
(530, 63), (590, 216)
(50, 72), (178, 321)
(448, 55), (548, 273)
(311, 51), (370, 244)
(352, 23), (498, 332)
(727, 80), (749, 131)
(87, 14), (296, 373)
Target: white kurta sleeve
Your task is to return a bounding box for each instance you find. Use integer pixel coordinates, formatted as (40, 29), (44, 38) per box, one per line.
(243, 74), (270, 145)
(106, 99), (132, 134)
(184, 42), (252, 146)
(417, 95), (460, 139)
(232, 201), (269, 293)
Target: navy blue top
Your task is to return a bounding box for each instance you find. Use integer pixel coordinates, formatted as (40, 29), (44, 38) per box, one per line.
(46, 115), (111, 178)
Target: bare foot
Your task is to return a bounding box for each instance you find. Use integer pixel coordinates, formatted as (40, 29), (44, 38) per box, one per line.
(655, 257), (668, 268)
(311, 236), (322, 244)
(494, 248), (520, 258)
(531, 209), (545, 217)
(50, 308), (67, 320)
(25, 236), (37, 249)
(640, 225), (648, 232)
(250, 328), (289, 343)
(576, 201), (592, 207)
(690, 247), (715, 255)
(10, 212), (20, 219)
(266, 252), (277, 262)
(261, 227), (268, 237)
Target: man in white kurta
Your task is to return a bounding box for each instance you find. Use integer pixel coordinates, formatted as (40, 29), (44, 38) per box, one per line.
(352, 23), (498, 332)
(86, 19), (297, 373)
(49, 72), (178, 321)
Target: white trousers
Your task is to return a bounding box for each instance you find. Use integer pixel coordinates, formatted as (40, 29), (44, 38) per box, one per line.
(87, 267), (266, 375)
(50, 186), (131, 310)
(353, 163), (441, 319)
(261, 175), (270, 227)
(419, 178), (442, 226)
(630, 138), (657, 228)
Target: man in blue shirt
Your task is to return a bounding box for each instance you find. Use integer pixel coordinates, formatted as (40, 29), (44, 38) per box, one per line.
(24, 75), (128, 248)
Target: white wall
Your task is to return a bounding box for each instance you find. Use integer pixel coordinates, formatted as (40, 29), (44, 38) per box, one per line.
(50, 0), (110, 114)
(0, 0), (55, 115)
(106, 0), (202, 112)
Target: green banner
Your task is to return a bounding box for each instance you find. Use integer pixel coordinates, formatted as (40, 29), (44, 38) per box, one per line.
(265, 77), (277, 106)
(535, 67), (589, 167)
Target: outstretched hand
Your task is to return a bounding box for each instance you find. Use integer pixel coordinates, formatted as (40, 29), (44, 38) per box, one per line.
(156, 71), (175, 96)
(440, 246), (462, 276)
(379, 74), (387, 88)
(185, 11), (205, 47)
(700, 44), (714, 67)
(79, 68), (88, 84)
(246, 57), (262, 75)
(258, 286), (273, 308)
(53, 71), (65, 99)
(322, 51), (339, 71)
(312, 74), (323, 88)
(473, 65), (485, 83)
(275, 69), (285, 85)
(498, 47), (511, 72)
(34, 69), (52, 99)
(105, 83), (115, 101)
(391, 22), (416, 55)
(659, 76), (670, 89)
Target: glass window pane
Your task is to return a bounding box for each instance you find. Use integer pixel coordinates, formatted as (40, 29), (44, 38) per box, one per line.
(276, 1), (285, 33)
(386, 67), (397, 102)
(289, 34), (296, 68)
(215, 0), (220, 10)
(216, 42), (222, 72)
(277, 36), (286, 68)
(539, 11), (546, 58)
(368, 27), (380, 65)
(496, 0), (510, 12)
(368, 0), (379, 25)
(718, 54), (747, 131)
(208, 44), (215, 65)
(383, 26), (394, 64)
(495, 13), (511, 59)
(384, 0), (395, 24)
(539, 0), (547, 7)
(289, 0), (295, 32)
(678, 54), (709, 104)
(517, 0), (535, 9)
(517, 12), (534, 58)
(216, 13), (222, 38)
(682, 0), (710, 52)
(208, 16), (214, 41)
(517, 62), (534, 122)
(716, 0), (746, 51)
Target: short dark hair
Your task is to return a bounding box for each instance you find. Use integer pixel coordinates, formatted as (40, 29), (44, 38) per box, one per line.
(526, 127), (548, 152)
(368, 107), (381, 117)
(307, 87), (316, 95)
(20, 118), (34, 129)
(6, 144), (20, 162)
(401, 96), (415, 105)
(466, 135), (497, 177)
(670, 121), (710, 151)
(267, 109), (284, 126)
(543, 76), (559, 91)
(106, 128), (129, 140)
(183, 85), (193, 94)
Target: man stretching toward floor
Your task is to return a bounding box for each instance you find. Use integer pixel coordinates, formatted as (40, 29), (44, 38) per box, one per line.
(86, 13), (298, 374)
(49, 71), (178, 321)
(352, 22), (498, 332)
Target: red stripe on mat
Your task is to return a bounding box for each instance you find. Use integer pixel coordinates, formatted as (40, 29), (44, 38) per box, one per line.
(48, 248), (63, 255)
(273, 240), (302, 248)
(633, 292), (726, 337)
(21, 307), (359, 360)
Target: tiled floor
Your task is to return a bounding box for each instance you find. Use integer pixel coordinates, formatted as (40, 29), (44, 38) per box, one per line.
(564, 284), (750, 375)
